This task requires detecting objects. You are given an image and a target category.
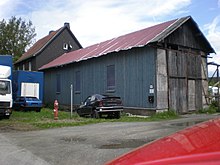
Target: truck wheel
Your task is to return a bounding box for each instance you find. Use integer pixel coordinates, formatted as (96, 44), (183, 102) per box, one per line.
(115, 111), (121, 119)
(91, 110), (94, 118)
(76, 109), (83, 117)
(4, 115), (10, 119)
(92, 110), (99, 119)
(95, 111), (100, 119)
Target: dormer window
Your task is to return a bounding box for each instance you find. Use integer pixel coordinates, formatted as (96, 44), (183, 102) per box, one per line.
(63, 43), (73, 51)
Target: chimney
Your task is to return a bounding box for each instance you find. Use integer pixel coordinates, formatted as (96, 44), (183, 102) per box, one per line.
(64, 22), (70, 29)
(49, 30), (55, 35)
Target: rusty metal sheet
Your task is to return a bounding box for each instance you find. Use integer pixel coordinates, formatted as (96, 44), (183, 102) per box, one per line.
(40, 18), (179, 70)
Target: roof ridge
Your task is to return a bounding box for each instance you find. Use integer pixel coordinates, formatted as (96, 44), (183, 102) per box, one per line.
(149, 16), (191, 43)
(39, 18), (178, 70)
(32, 27), (63, 56)
(148, 18), (179, 44)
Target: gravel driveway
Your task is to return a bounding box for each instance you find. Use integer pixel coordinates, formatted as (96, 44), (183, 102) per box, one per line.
(0, 114), (219, 165)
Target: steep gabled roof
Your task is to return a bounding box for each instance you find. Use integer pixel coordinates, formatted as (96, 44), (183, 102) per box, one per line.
(15, 25), (82, 64)
(15, 30), (59, 63)
(39, 16), (215, 70)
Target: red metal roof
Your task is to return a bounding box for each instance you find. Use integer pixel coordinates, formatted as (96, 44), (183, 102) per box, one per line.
(15, 29), (61, 63)
(39, 18), (179, 70)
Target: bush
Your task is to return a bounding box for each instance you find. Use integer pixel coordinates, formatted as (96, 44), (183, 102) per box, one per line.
(151, 110), (178, 120)
(198, 105), (217, 114)
(211, 100), (218, 108)
(44, 103), (54, 109)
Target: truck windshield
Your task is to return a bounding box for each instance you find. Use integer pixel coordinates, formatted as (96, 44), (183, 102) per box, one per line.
(0, 80), (11, 95)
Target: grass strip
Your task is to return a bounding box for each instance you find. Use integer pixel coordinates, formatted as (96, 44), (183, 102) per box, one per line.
(0, 108), (179, 131)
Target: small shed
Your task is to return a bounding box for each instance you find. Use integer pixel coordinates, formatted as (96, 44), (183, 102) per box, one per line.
(40, 16), (215, 114)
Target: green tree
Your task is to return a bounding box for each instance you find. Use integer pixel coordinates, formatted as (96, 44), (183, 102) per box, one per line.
(0, 16), (36, 62)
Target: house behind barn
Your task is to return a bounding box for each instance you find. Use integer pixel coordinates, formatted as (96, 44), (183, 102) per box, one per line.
(40, 16), (215, 114)
(15, 23), (82, 71)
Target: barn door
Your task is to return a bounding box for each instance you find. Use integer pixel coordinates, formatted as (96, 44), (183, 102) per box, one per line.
(188, 80), (195, 111)
(168, 51), (188, 113)
(187, 54), (203, 111)
(169, 78), (187, 113)
(187, 80), (202, 111)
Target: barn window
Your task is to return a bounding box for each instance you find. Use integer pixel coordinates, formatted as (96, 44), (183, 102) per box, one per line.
(75, 71), (81, 93)
(56, 74), (61, 93)
(107, 65), (115, 91)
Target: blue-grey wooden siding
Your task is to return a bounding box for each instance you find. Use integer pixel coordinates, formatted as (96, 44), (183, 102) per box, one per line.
(44, 46), (156, 108)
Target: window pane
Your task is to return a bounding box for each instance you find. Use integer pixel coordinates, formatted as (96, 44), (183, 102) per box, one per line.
(107, 65), (115, 90)
(28, 62), (31, 71)
(0, 80), (11, 94)
(75, 71), (81, 92)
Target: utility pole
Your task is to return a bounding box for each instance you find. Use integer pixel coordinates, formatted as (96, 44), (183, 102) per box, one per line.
(70, 84), (73, 118)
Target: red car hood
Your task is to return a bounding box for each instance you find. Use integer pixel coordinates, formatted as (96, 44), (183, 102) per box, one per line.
(105, 117), (220, 165)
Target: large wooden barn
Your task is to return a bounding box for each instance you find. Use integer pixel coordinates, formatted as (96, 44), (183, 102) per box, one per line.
(40, 16), (215, 114)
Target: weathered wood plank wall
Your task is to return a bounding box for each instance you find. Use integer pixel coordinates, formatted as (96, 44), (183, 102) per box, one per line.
(166, 49), (204, 113)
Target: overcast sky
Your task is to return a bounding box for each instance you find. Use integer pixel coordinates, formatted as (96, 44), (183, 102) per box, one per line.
(0, 0), (220, 75)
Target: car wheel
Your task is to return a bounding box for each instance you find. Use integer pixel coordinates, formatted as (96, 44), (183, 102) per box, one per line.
(36, 108), (41, 112)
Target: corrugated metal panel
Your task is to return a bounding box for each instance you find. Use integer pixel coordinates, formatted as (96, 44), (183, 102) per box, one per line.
(40, 16), (215, 71)
(40, 16), (215, 70)
(39, 18), (178, 70)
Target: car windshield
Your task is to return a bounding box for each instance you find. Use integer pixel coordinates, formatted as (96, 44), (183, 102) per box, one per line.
(84, 96), (91, 105)
(0, 80), (11, 95)
(95, 94), (104, 100)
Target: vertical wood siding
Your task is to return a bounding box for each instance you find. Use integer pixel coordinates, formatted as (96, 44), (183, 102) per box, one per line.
(165, 20), (211, 52)
(44, 46), (156, 108)
(36, 29), (81, 70)
(201, 56), (209, 106)
(167, 50), (204, 113)
(16, 28), (82, 71)
(156, 49), (168, 110)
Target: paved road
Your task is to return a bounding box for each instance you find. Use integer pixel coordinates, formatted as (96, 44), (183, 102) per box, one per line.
(0, 114), (219, 165)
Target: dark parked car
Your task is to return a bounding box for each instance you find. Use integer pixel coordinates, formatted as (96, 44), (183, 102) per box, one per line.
(13, 96), (42, 112)
(76, 94), (123, 119)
